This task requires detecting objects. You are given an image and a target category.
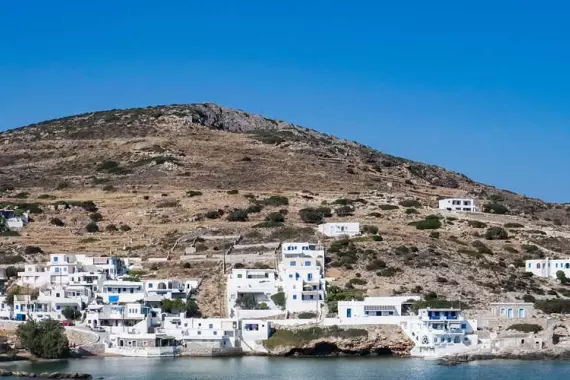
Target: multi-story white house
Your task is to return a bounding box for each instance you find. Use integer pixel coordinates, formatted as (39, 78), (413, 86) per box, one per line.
(404, 308), (478, 357)
(438, 198), (477, 212)
(525, 258), (570, 279)
(97, 280), (145, 304)
(18, 264), (51, 288)
(86, 303), (154, 333)
(69, 272), (105, 293)
(226, 269), (280, 318)
(279, 242), (326, 314)
(13, 292), (82, 321)
(1, 210), (29, 229)
(317, 222), (360, 237)
(0, 296), (12, 320)
(74, 255), (125, 279)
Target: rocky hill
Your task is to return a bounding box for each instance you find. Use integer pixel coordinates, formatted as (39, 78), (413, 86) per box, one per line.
(1, 103), (570, 316)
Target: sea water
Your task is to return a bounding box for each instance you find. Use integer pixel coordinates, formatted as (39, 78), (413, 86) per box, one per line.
(2, 357), (570, 380)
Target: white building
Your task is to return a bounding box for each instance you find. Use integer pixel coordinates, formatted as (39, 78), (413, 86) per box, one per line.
(18, 264), (51, 288)
(74, 255), (125, 279)
(0, 296), (12, 320)
(13, 292), (82, 321)
(86, 303), (153, 333)
(338, 296), (420, 321)
(525, 258), (570, 279)
(160, 314), (240, 349)
(279, 242), (326, 314)
(144, 279), (188, 300)
(404, 308), (478, 357)
(438, 198), (477, 212)
(1, 210), (29, 229)
(97, 280), (145, 304)
(226, 269), (280, 318)
(317, 222), (360, 237)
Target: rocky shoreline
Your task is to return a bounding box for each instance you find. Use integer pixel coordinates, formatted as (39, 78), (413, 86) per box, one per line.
(438, 349), (570, 366)
(0, 369), (92, 379)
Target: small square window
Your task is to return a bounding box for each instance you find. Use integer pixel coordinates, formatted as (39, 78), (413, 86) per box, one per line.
(290, 261), (296, 266)
(293, 295), (297, 300)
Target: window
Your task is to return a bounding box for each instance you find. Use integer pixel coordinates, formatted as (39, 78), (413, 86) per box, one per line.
(289, 274), (293, 278)
(305, 261), (311, 266)
(237, 274), (242, 279)
(213, 331), (218, 335)
(293, 295), (297, 300)
(56, 293), (60, 297)
(537, 263), (541, 269)
(64, 267), (68, 272)
(148, 283), (153, 288)
(56, 305), (61, 310)
(500, 308), (506, 317)
(518, 308), (526, 318)
(197, 331), (201, 335)
(290, 261), (296, 266)
(209, 324), (213, 329)
(53, 257), (59, 262)
(55, 268), (60, 273)
(566, 263), (570, 269)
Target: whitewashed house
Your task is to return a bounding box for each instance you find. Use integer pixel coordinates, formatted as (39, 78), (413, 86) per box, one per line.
(279, 242), (326, 314)
(403, 308), (478, 357)
(1, 210), (29, 229)
(438, 198), (477, 212)
(525, 258), (570, 279)
(69, 272), (105, 293)
(74, 255), (125, 279)
(160, 315), (240, 349)
(0, 296), (12, 319)
(86, 303), (153, 333)
(226, 269), (280, 319)
(18, 264), (51, 288)
(489, 302), (534, 319)
(97, 280), (145, 304)
(338, 296), (420, 322)
(317, 222), (360, 237)
(144, 279), (188, 301)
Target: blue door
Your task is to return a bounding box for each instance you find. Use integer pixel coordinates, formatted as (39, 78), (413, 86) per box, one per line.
(346, 308), (352, 318)
(507, 308), (514, 318)
(307, 273), (313, 281)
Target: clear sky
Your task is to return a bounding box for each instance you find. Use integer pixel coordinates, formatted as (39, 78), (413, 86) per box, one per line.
(1, 1), (569, 202)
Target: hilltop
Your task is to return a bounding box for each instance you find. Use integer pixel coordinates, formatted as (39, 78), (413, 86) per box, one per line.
(1, 103), (570, 316)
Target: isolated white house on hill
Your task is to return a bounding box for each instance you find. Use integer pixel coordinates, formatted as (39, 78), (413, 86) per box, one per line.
(438, 198), (476, 212)
(317, 222), (360, 237)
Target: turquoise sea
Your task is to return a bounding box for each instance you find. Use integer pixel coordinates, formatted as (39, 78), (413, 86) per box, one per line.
(2, 357), (570, 380)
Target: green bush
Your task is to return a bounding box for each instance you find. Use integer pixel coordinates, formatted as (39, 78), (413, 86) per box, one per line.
(182, 262), (192, 269)
(186, 190), (203, 197)
(252, 221), (284, 228)
(227, 189), (239, 195)
(348, 278), (367, 286)
(485, 227), (509, 240)
(13, 192), (29, 199)
(406, 208), (419, 215)
(50, 218), (65, 227)
(332, 198), (353, 205)
(376, 267), (402, 277)
(246, 204), (264, 213)
(205, 210), (222, 219)
(472, 240), (493, 254)
(56, 182), (70, 190)
(399, 199), (421, 208)
(366, 259), (387, 271)
(335, 206), (354, 217)
(263, 326), (367, 349)
(85, 222), (99, 233)
(119, 224), (131, 232)
(504, 223), (524, 229)
(372, 235), (383, 241)
(5, 266), (21, 278)
(299, 208), (325, 224)
(271, 292), (286, 310)
(507, 324), (542, 333)
(468, 220), (488, 228)
(429, 231), (440, 239)
(535, 299), (570, 314)
(17, 320), (69, 359)
(265, 212), (285, 223)
(378, 204), (399, 211)
(409, 218), (442, 230)
(89, 212), (103, 222)
(227, 209), (249, 222)
(260, 195), (289, 207)
(62, 307), (82, 321)
(96, 160), (119, 171)
(362, 225), (379, 235)
(523, 294), (536, 303)
(297, 312), (318, 319)
(105, 224), (118, 232)
(483, 203), (509, 214)
(411, 298), (469, 312)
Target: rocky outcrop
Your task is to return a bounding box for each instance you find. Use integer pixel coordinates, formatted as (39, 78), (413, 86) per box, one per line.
(439, 348), (570, 366)
(265, 326), (414, 357)
(0, 369), (92, 379)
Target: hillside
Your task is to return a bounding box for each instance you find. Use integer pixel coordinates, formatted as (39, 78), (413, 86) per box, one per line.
(1, 103), (570, 316)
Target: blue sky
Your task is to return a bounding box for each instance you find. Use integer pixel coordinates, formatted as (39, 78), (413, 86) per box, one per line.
(1, 1), (569, 202)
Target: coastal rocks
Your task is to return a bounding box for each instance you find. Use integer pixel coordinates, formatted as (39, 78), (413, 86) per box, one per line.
(0, 370), (92, 379)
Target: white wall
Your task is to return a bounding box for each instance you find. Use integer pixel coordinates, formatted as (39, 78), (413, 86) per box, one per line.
(317, 223), (360, 237)
(241, 319), (271, 341)
(526, 258), (570, 278)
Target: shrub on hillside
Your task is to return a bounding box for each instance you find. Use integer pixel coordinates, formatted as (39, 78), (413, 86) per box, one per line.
(483, 203), (509, 214)
(260, 195), (289, 207)
(105, 224), (118, 232)
(89, 212), (103, 222)
(504, 223), (524, 229)
(265, 212), (285, 223)
(185, 190), (203, 197)
(467, 220), (487, 228)
(378, 204), (399, 211)
(485, 227), (509, 240)
(227, 209), (249, 222)
(299, 208), (325, 224)
(227, 189), (239, 195)
(362, 225), (379, 235)
(85, 222), (99, 233)
(205, 210), (222, 219)
(399, 199), (421, 208)
(246, 204), (264, 214)
(507, 324), (542, 333)
(335, 206), (354, 217)
(119, 224), (131, 232)
(534, 299), (570, 314)
(409, 217), (442, 230)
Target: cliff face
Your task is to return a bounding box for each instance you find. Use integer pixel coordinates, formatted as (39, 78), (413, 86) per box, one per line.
(264, 326), (413, 357)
